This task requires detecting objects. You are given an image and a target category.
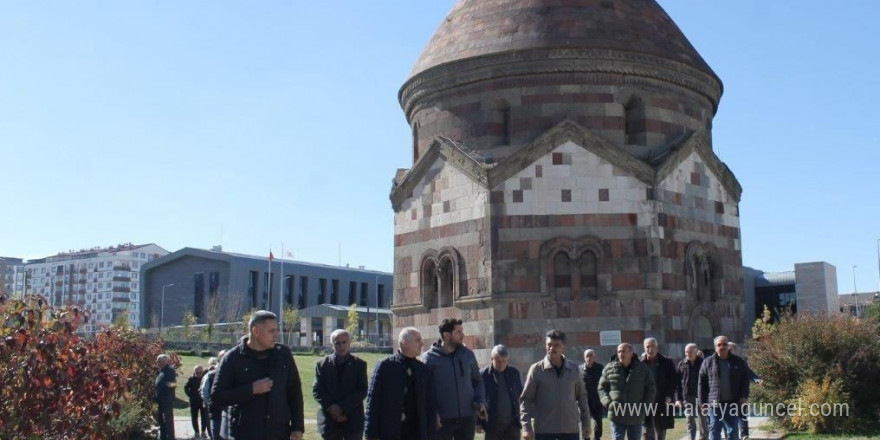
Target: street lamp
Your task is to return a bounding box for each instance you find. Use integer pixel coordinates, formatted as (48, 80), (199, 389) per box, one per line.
(160, 283), (174, 335)
(852, 266), (859, 317)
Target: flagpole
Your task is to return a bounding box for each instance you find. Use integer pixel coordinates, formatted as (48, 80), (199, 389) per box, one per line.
(279, 243), (284, 340)
(267, 247), (272, 312)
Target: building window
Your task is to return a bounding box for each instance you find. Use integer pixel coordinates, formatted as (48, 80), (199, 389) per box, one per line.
(331, 279), (339, 305)
(360, 282), (368, 307)
(248, 271), (259, 309)
(299, 276), (308, 309)
(579, 251), (598, 300)
(263, 272), (274, 309)
(208, 272), (220, 296)
(318, 278), (327, 304)
(412, 122), (420, 162)
(439, 258), (454, 307)
(348, 281), (357, 306)
(377, 284), (386, 308)
(284, 275), (295, 308)
(194, 273), (205, 319)
(624, 96), (647, 146)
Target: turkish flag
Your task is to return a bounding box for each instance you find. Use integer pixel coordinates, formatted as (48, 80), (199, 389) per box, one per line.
(269, 251), (275, 262)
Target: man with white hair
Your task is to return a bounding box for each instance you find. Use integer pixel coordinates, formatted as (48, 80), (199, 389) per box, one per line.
(675, 343), (707, 440)
(313, 329), (368, 440)
(479, 344), (522, 440)
(579, 349), (604, 440)
(365, 327), (434, 440)
(154, 353), (177, 440)
(640, 338), (677, 440)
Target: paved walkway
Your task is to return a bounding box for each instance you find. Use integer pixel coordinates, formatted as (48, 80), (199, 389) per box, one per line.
(677, 416), (786, 440)
(165, 416), (318, 439)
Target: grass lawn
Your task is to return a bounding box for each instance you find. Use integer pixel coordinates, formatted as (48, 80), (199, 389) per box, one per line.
(171, 352), (689, 440)
(786, 434), (878, 439)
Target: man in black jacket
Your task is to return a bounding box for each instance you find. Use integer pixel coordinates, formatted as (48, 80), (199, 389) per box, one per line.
(211, 310), (305, 440)
(479, 345), (522, 440)
(313, 329), (368, 440)
(365, 327), (434, 440)
(675, 343), (707, 440)
(641, 338), (677, 440)
(579, 349), (604, 440)
(698, 336), (750, 440)
(184, 365), (209, 439)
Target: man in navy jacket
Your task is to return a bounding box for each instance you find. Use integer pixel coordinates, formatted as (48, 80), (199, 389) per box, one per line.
(698, 336), (750, 440)
(365, 327), (435, 440)
(479, 345), (522, 440)
(313, 329), (368, 440)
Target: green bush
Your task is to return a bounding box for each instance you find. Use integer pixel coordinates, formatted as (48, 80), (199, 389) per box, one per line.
(748, 308), (880, 434)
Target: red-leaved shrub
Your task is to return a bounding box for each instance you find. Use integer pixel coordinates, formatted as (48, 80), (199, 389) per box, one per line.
(0, 294), (163, 439)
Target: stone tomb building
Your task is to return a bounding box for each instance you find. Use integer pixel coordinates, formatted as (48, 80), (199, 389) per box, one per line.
(390, 0), (744, 365)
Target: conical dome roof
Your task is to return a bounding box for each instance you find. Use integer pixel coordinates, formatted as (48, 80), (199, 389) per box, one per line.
(409, 0), (717, 81)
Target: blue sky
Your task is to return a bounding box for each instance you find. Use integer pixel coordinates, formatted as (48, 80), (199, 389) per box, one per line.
(1, 2), (878, 294)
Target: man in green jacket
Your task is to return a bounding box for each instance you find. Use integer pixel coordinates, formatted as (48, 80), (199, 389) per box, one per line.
(598, 343), (656, 440)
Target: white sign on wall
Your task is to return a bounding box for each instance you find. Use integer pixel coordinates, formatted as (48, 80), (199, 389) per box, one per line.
(600, 330), (622, 346)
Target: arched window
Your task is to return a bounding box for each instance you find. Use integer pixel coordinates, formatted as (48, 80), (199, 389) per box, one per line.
(553, 252), (572, 301)
(412, 122), (420, 162)
(439, 258), (454, 307)
(624, 96), (647, 146)
(421, 259), (438, 308)
(501, 101), (511, 145)
(578, 251), (598, 300)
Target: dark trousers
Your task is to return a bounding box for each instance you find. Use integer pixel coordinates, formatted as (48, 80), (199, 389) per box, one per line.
(156, 401), (175, 440)
(589, 405), (603, 439)
(485, 421), (520, 440)
(642, 414), (667, 440)
(322, 420), (363, 440)
(190, 403), (208, 435)
(437, 416), (475, 440)
(209, 408), (224, 440)
(535, 434), (579, 440)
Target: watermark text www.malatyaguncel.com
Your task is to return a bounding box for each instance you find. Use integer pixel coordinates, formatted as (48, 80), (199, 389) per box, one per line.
(610, 401), (850, 418)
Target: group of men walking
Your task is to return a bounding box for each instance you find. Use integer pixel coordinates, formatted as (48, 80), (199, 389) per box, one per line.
(155, 311), (756, 440)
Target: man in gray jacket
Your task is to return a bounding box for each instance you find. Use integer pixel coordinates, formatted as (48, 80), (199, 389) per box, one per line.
(420, 318), (487, 440)
(520, 329), (591, 440)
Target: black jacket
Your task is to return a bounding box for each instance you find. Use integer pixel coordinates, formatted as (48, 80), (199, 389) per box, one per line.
(365, 353), (434, 440)
(184, 374), (204, 406)
(210, 338), (305, 440)
(578, 362), (604, 411)
(675, 357), (703, 402)
(312, 354), (368, 436)
(698, 353), (750, 405)
(640, 353), (677, 430)
(480, 365), (523, 430)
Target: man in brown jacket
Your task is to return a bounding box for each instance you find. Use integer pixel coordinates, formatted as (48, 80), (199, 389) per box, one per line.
(520, 329), (591, 440)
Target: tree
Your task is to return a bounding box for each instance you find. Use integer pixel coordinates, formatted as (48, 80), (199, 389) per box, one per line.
(863, 301), (880, 322)
(112, 311), (130, 329)
(346, 303), (359, 341)
(202, 292), (223, 344)
(747, 310), (880, 434)
(282, 305), (301, 346)
(181, 308), (197, 342)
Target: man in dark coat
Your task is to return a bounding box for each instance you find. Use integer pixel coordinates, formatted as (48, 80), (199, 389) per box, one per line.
(365, 327), (434, 440)
(211, 310), (305, 440)
(579, 349), (604, 440)
(699, 336), (750, 440)
(640, 338), (677, 440)
(313, 329), (368, 440)
(675, 343), (707, 440)
(184, 365), (209, 438)
(479, 345), (522, 440)
(154, 354), (177, 440)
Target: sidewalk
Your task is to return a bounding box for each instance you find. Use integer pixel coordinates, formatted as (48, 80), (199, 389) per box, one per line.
(677, 416), (786, 440)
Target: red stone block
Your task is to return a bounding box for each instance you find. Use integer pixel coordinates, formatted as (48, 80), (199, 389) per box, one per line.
(621, 330), (645, 344)
(612, 273), (643, 290)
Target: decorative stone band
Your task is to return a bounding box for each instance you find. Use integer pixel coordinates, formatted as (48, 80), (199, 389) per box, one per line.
(399, 48), (723, 119)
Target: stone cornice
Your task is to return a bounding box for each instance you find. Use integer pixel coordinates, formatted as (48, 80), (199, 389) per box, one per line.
(389, 137), (489, 212)
(487, 119), (656, 189)
(399, 48), (723, 121)
(655, 131), (743, 202)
